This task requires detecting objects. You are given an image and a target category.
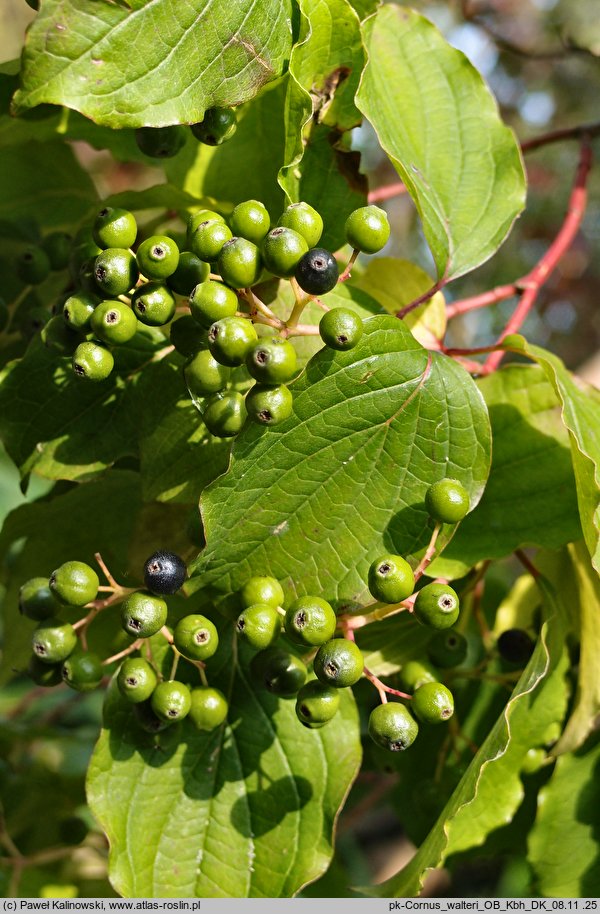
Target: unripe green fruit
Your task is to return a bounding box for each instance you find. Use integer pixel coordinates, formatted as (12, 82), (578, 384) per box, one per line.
(134, 700), (173, 733)
(49, 560), (99, 606)
(92, 207), (137, 250)
(94, 248), (139, 296)
(203, 391), (247, 438)
(117, 657), (158, 703)
(344, 205), (390, 254)
(187, 209), (226, 245)
(425, 478), (470, 524)
(246, 383), (293, 426)
(246, 337), (298, 384)
(90, 300), (138, 345)
(19, 305), (50, 339)
(368, 554), (415, 604)
(230, 200), (271, 244)
(173, 614), (219, 661)
(184, 349), (230, 396)
(32, 618), (77, 664)
(428, 630), (468, 668)
(319, 307), (363, 351)
(63, 291), (98, 333)
(285, 596), (337, 647)
(313, 638), (364, 688)
(217, 237), (263, 289)
(191, 107), (237, 146)
(77, 257), (102, 296)
(278, 202), (323, 248)
(42, 231), (72, 271)
(413, 582), (460, 629)
(412, 681), (454, 724)
(251, 647), (307, 697)
(398, 659), (438, 692)
(236, 603), (282, 650)
(131, 282), (176, 326)
(189, 220), (232, 263)
(189, 281), (238, 328)
(167, 251), (210, 296)
(27, 655), (62, 687)
(136, 235), (180, 280)
(189, 687), (229, 730)
(368, 702), (419, 752)
(72, 341), (114, 381)
(170, 316), (207, 357)
(295, 680), (340, 727)
(61, 650), (103, 692)
(41, 316), (80, 355)
(19, 577), (58, 621)
(151, 680), (192, 722)
(208, 315), (258, 366)
(17, 246), (51, 284)
(239, 576), (284, 610)
(262, 227), (309, 278)
(135, 125), (187, 159)
(120, 591), (168, 638)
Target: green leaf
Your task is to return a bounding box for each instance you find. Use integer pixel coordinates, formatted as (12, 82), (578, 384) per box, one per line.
(529, 731), (600, 897)
(433, 364), (581, 575)
(355, 6), (526, 281)
(87, 635), (361, 897)
(192, 315), (491, 605)
(102, 185), (205, 215)
(355, 614), (435, 676)
(14, 0), (294, 128)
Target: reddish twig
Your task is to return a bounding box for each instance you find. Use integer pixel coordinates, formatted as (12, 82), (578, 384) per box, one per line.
(368, 181), (407, 203)
(397, 278), (446, 319)
(363, 667), (412, 702)
(521, 121), (600, 153)
(445, 283), (518, 320)
(515, 549), (541, 579)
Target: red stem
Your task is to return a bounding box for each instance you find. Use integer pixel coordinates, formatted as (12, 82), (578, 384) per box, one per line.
(368, 181), (407, 203)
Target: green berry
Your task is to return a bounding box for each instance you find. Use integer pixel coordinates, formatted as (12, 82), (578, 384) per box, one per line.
(295, 248), (339, 296)
(92, 207), (137, 250)
(368, 702), (418, 752)
(413, 582), (459, 629)
(251, 647), (307, 697)
(173, 614), (219, 661)
(41, 316), (80, 355)
(319, 308), (363, 351)
(189, 281), (238, 328)
(90, 300), (138, 345)
(497, 629), (535, 666)
(77, 257), (102, 296)
(425, 478), (470, 524)
(151, 680), (192, 722)
(236, 603), (282, 650)
(208, 315), (258, 367)
(49, 560), (99, 606)
(428, 630), (468, 668)
(368, 554), (415, 604)
(189, 220), (233, 263)
(245, 383), (293, 426)
(19, 577), (58, 621)
(191, 107), (237, 146)
(313, 638), (363, 688)
(187, 209), (226, 244)
(135, 125), (187, 159)
(239, 576), (284, 610)
(94, 248), (139, 297)
(217, 237), (263, 289)
(131, 282), (176, 326)
(27, 655), (62, 687)
(230, 200), (271, 245)
(32, 618), (77, 664)
(278, 202), (323, 248)
(167, 251), (210, 296)
(398, 659), (438, 692)
(285, 596), (337, 647)
(189, 687), (228, 730)
(134, 700), (173, 733)
(63, 291), (98, 333)
(412, 682), (454, 724)
(184, 349), (230, 396)
(295, 680), (340, 727)
(261, 227), (309, 279)
(61, 650), (103, 692)
(117, 657), (158, 703)
(203, 391), (247, 438)
(521, 747), (546, 775)
(72, 341), (114, 381)
(120, 591), (168, 638)
(136, 235), (180, 280)
(16, 246), (50, 284)
(58, 816), (89, 847)
(344, 205), (390, 254)
(41, 231), (72, 271)
(170, 315), (207, 357)
(246, 337), (298, 384)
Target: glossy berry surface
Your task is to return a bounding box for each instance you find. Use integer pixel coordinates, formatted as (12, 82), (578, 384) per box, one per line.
(174, 614), (219, 661)
(28, 655), (62, 687)
(19, 577), (57, 621)
(261, 227), (309, 278)
(90, 300), (138, 345)
(428, 630), (468, 668)
(184, 349), (230, 396)
(144, 550), (187, 595)
(131, 282), (176, 326)
(63, 291), (98, 333)
(92, 207), (137, 250)
(278, 202), (323, 248)
(236, 603), (282, 650)
(61, 651), (103, 692)
(42, 231), (72, 270)
(498, 628), (535, 666)
(368, 554), (415, 604)
(319, 308), (363, 351)
(94, 248), (139, 296)
(240, 576), (284, 610)
(151, 680), (192, 722)
(187, 209), (226, 243)
(230, 200), (271, 244)
(217, 237), (263, 289)
(208, 316), (258, 366)
(368, 702), (419, 752)
(72, 341), (114, 381)
(136, 235), (180, 280)
(203, 391), (247, 437)
(251, 648), (307, 697)
(167, 251), (210, 296)
(295, 680), (340, 727)
(425, 478), (470, 524)
(16, 246), (50, 284)
(117, 657), (158, 703)
(413, 582), (460, 629)
(120, 591), (168, 638)
(313, 638), (364, 688)
(189, 281), (238, 328)
(398, 659), (439, 692)
(412, 682), (454, 724)
(49, 560), (99, 606)
(135, 125), (187, 158)
(344, 205), (390, 254)
(191, 107), (237, 145)
(189, 687), (229, 731)
(189, 219), (233, 262)
(246, 383), (293, 426)
(246, 337), (298, 384)
(295, 247), (339, 296)
(32, 618), (77, 664)
(285, 596), (337, 647)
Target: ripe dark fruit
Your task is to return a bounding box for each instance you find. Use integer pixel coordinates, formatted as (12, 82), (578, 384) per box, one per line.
(32, 618), (77, 664)
(295, 248), (339, 296)
(313, 638), (364, 688)
(208, 316), (258, 367)
(251, 648), (307, 697)
(413, 582), (460, 629)
(217, 237), (263, 289)
(143, 550), (187, 595)
(136, 235), (180, 280)
(92, 207), (137, 250)
(428, 630), (468, 668)
(236, 603), (282, 650)
(261, 227), (309, 278)
(344, 205), (390, 254)
(412, 682), (455, 724)
(203, 391), (247, 437)
(94, 248), (139, 296)
(151, 680), (192, 722)
(173, 614), (219, 661)
(285, 595), (337, 647)
(189, 281), (238, 328)
(135, 125), (188, 158)
(117, 657), (158, 703)
(278, 202), (323, 248)
(58, 817), (89, 846)
(17, 246), (51, 285)
(19, 577), (57, 621)
(72, 341), (114, 381)
(319, 308), (363, 351)
(49, 560), (99, 606)
(230, 200), (271, 244)
(246, 337), (298, 384)
(368, 554), (415, 604)
(189, 687), (229, 731)
(240, 576), (285, 610)
(497, 628), (535, 666)
(425, 478), (470, 524)
(191, 107), (237, 146)
(90, 300), (138, 345)
(131, 282), (176, 326)
(368, 702), (419, 752)
(167, 251), (210, 296)
(120, 591), (168, 638)
(184, 349), (230, 396)
(296, 680), (340, 727)
(61, 651), (103, 692)
(245, 383), (293, 426)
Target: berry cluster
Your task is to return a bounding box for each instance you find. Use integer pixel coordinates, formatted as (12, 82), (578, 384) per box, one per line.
(134, 107), (238, 159)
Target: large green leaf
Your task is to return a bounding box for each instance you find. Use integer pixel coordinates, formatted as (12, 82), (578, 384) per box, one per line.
(192, 315), (491, 606)
(355, 6), (526, 281)
(14, 0), (294, 128)
(88, 634), (361, 898)
(529, 731), (600, 897)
